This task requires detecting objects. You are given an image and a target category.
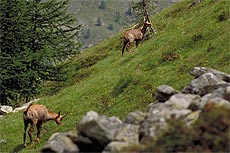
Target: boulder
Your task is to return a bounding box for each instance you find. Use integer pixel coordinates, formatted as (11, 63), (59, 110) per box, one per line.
(73, 135), (101, 152)
(77, 111), (122, 148)
(124, 111), (147, 125)
(183, 73), (226, 94)
(197, 83), (230, 96)
(115, 123), (139, 144)
(183, 110), (201, 125)
(190, 67), (230, 82)
(13, 99), (39, 113)
(41, 131), (79, 153)
(155, 85), (180, 102)
(226, 86), (230, 101)
(200, 86), (230, 107)
(139, 112), (166, 143)
(165, 94), (201, 110)
(0, 106), (13, 114)
(103, 141), (130, 153)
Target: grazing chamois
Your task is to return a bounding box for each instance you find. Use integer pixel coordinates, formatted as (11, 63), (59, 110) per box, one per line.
(23, 104), (68, 147)
(122, 21), (152, 56)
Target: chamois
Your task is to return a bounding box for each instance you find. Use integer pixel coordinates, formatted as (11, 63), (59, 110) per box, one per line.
(122, 21), (152, 56)
(23, 104), (68, 147)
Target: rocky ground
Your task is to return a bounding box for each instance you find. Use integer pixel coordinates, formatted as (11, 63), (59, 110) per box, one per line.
(38, 67), (230, 153)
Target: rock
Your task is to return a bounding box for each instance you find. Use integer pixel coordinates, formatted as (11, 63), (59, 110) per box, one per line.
(41, 131), (79, 153)
(148, 103), (169, 114)
(73, 135), (101, 152)
(115, 123), (139, 144)
(199, 86), (230, 109)
(190, 67), (230, 82)
(183, 73), (226, 94)
(200, 95), (229, 109)
(0, 139), (7, 144)
(103, 141), (130, 153)
(0, 106), (13, 114)
(155, 85), (180, 102)
(183, 110), (201, 125)
(139, 111), (167, 143)
(13, 99), (39, 113)
(225, 86), (230, 101)
(197, 83), (230, 96)
(124, 111), (147, 125)
(165, 94), (201, 110)
(149, 102), (191, 119)
(77, 111), (122, 148)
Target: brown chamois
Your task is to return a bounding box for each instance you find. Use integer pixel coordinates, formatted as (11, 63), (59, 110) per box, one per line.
(122, 21), (152, 56)
(23, 104), (68, 147)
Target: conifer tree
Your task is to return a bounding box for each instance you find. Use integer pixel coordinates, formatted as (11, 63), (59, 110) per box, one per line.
(0, 0), (81, 105)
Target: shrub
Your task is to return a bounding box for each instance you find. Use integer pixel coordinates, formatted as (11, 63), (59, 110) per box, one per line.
(161, 50), (180, 62)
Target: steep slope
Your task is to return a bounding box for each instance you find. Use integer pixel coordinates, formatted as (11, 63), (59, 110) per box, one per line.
(0, 0), (229, 152)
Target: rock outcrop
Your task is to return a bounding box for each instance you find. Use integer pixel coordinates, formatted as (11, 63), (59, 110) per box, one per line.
(42, 67), (230, 153)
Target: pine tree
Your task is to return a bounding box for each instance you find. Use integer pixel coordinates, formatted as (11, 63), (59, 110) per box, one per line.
(0, 0), (82, 105)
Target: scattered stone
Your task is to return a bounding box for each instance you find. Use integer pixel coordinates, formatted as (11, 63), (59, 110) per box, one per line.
(77, 111), (122, 148)
(155, 85), (180, 102)
(115, 123), (139, 144)
(183, 73), (226, 94)
(165, 94), (200, 109)
(0, 106), (13, 115)
(41, 131), (79, 153)
(103, 141), (130, 153)
(124, 111), (147, 125)
(190, 67), (230, 82)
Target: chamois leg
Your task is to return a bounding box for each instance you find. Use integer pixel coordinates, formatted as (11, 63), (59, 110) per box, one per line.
(135, 41), (139, 48)
(23, 121), (29, 147)
(28, 123), (35, 143)
(122, 40), (129, 56)
(36, 123), (42, 143)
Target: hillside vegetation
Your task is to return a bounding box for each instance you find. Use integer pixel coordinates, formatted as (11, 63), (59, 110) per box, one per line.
(0, 0), (229, 152)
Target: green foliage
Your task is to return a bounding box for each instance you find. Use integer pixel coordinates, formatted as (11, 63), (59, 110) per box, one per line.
(0, 0), (81, 105)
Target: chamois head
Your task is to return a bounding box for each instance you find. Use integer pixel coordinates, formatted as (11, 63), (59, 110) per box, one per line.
(143, 21), (152, 27)
(55, 111), (68, 125)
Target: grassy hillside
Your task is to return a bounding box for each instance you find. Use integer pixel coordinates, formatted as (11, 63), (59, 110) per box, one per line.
(0, 0), (229, 152)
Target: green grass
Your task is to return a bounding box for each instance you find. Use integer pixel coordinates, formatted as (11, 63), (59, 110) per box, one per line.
(0, 0), (229, 152)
